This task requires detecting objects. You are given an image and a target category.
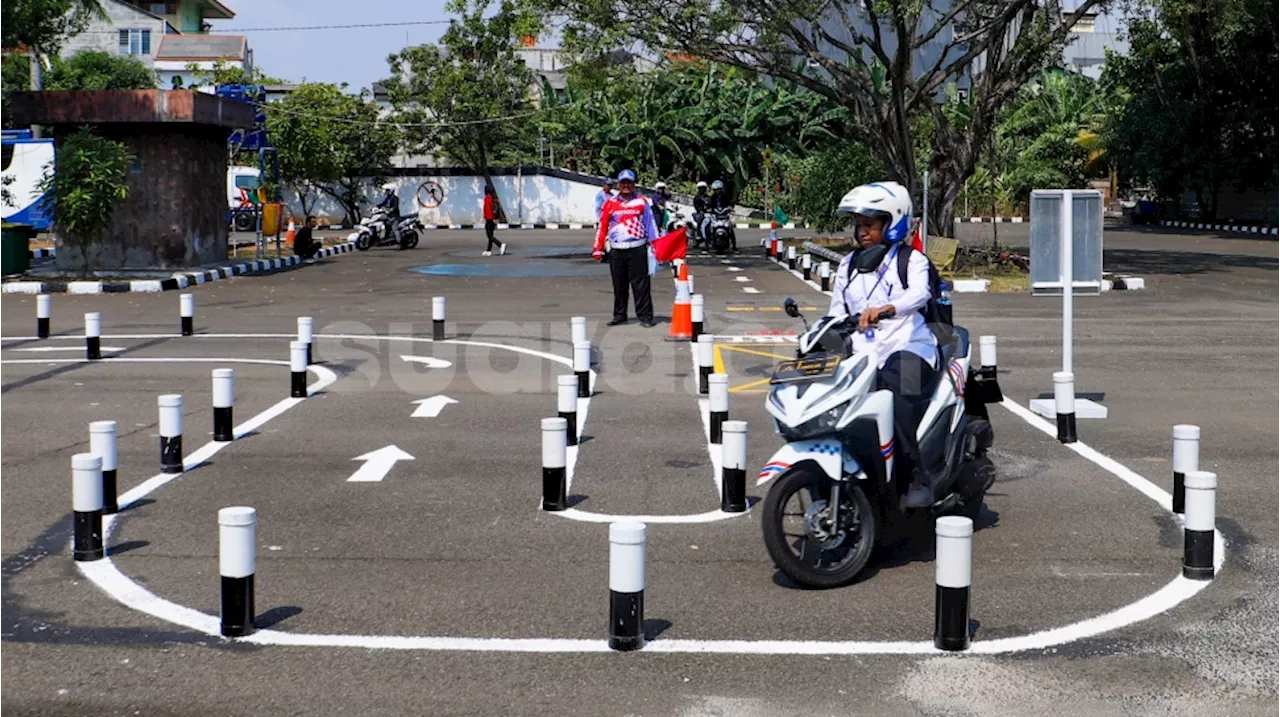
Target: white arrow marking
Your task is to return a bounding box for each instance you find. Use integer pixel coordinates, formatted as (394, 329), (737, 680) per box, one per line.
(348, 445), (414, 482)
(410, 395), (457, 418)
(400, 354), (453, 369)
(11, 345), (126, 353)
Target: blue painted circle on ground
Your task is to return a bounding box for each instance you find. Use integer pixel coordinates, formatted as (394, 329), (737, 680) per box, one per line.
(410, 260), (604, 278)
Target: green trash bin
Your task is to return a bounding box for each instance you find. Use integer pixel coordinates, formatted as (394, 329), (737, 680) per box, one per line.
(1, 224), (31, 276)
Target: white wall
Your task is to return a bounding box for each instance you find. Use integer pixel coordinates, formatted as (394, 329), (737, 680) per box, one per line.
(279, 173), (609, 226)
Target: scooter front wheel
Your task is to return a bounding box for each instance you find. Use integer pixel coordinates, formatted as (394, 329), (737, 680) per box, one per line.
(355, 232), (372, 251)
(761, 467), (876, 589)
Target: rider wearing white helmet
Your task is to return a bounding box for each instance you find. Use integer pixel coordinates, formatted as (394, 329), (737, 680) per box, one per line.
(828, 181), (938, 508)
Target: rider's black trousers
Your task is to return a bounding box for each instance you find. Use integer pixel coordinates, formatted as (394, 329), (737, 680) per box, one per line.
(484, 220), (502, 251)
(875, 351), (939, 486)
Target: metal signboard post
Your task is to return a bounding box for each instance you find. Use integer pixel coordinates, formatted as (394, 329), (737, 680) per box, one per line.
(1028, 189), (1108, 420)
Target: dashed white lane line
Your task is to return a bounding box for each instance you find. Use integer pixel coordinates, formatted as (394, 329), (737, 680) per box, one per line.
(728, 267), (744, 272)
(742, 287), (761, 294)
(734, 276), (752, 282)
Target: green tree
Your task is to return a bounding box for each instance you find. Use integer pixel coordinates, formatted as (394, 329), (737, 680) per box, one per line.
(1103, 0), (1277, 219)
(2, 0), (105, 56)
(184, 60), (284, 89)
(386, 0), (541, 195)
(263, 82), (399, 224)
(783, 142), (885, 232)
(46, 50), (156, 90)
(36, 125), (132, 275)
(539, 0), (1110, 235)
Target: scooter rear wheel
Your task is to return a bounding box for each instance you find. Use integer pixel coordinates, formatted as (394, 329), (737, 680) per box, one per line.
(761, 467), (876, 589)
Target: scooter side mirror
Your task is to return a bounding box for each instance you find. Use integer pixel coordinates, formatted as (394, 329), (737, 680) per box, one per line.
(783, 297), (800, 318)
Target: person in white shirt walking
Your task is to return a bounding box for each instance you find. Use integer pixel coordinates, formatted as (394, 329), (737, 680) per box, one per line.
(827, 181), (939, 507)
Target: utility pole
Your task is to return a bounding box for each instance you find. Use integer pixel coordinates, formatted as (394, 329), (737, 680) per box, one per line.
(29, 49), (44, 139)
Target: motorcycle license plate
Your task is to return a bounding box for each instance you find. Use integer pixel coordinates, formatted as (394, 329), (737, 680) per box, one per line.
(770, 353), (841, 384)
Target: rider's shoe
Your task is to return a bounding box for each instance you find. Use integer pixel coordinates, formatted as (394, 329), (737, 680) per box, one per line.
(500, 243), (507, 256)
(482, 251), (492, 257)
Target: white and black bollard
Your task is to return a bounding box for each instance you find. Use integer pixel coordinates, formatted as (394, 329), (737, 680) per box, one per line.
(432, 296), (446, 341)
(179, 293), (194, 336)
(819, 262), (831, 292)
(761, 236), (770, 258)
(289, 341), (307, 398)
(720, 420), (747, 512)
(89, 420), (119, 514)
(85, 312), (102, 360)
(1053, 371), (1077, 443)
(158, 394), (183, 474)
(219, 506), (257, 637)
(801, 253), (812, 281)
(1172, 424), (1200, 514)
(37, 294), (51, 339)
(708, 373), (729, 444)
(1182, 470), (1216, 581)
(786, 245), (797, 270)
(212, 368), (235, 442)
(541, 417), (568, 511)
(297, 316), (313, 366)
(934, 515), (973, 651)
(570, 316), (587, 346)
(696, 334), (714, 395)
(979, 335), (998, 381)
(608, 520), (646, 651)
(557, 374), (579, 447)
(573, 340), (592, 398)
(691, 294), (705, 343)
(72, 453), (105, 561)
(686, 271), (694, 295)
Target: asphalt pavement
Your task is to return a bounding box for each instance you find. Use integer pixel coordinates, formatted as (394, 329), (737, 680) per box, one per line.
(2, 225), (1276, 716)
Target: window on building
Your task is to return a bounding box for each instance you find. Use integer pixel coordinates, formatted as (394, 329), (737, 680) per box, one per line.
(118, 28), (152, 55)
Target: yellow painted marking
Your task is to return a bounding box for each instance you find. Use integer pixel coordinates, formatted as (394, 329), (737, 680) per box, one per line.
(722, 306), (818, 312)
(729, 377), (773, 394)
(725, 306), (755, 312)
(717, 344), (794, 361)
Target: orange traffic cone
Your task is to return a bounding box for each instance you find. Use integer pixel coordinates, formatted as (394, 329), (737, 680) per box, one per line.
(285, 218), (296, 246)
(666, 262), (693, 341)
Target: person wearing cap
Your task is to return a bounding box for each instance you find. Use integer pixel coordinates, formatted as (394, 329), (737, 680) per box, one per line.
(595, 179), (615, 220)
(593, 169), (658, 327)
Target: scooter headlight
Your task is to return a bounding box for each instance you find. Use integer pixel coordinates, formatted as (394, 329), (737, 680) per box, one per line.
(779, 403), (846, 441)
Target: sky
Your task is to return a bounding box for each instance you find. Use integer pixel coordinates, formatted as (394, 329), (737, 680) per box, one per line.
(206, 1), (457, 91)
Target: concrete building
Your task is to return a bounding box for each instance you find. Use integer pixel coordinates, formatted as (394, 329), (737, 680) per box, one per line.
(57, 0), (251, 92)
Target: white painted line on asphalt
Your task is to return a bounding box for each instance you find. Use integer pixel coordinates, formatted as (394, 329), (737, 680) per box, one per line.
(410, 395), (457, 418)
(348, 445), (415, 482)
(727, 267), (743, 272)
(734, 276), (752, 283)
(742, 287), (761, 294)
(400, 354), (453, 369)
(10, 345), (126, 353)
(36, 333), (1223, 655)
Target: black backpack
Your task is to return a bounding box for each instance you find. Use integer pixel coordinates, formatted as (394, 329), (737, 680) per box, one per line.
(843, 244), (954, 346)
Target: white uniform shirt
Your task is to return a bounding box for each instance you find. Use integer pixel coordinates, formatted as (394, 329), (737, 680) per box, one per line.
(827, 245), (938, 369)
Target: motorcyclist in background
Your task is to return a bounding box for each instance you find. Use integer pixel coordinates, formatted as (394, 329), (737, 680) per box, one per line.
(376, 183), (400, 238)
(692, 181), (709, 247)
(652, 181), (671, 228)
(706, 180), (737, 252)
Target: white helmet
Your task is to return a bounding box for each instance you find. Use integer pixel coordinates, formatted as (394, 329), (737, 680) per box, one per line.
(696, 181), (708, 189)
(836, 181), (912, 243)
(655, 181), (667, 189)
(711, 180), (724, 190)
(382, 183), (396, 192)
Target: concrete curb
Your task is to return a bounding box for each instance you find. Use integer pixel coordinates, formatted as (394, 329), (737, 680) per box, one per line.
(3, 241), (358, 294)
(29, 247), (56, 260)
(1159, 220), (1278, 236)
(954, 217), (1026, 223)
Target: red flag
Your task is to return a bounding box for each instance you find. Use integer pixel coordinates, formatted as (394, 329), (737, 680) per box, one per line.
(908, 222), (924, 252)
(651, 226), (688, 262)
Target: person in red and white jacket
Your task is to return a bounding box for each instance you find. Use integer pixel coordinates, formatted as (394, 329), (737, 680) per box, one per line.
(593, 169), (658, 327)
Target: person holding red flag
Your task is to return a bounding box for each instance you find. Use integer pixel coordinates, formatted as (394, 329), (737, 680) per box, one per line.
(593, 169), (660, 327)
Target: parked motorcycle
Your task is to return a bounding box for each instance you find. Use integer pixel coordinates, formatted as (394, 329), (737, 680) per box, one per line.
(707, 207), (735, 253)
(354, 208), (421, 251)
(756, 298), (1004, 589)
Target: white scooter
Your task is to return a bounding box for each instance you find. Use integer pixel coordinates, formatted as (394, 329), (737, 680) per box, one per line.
(353, 208), (421, 251)
(756, 298), (1003, 588)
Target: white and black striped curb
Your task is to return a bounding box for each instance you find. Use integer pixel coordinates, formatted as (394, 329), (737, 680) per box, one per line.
(417, 222), (807, 231)
(29, 247), (56, 260)
(1160, 220), (1278, 236)
(954, 217), (1026, 223)
(3, 241), (357, 294)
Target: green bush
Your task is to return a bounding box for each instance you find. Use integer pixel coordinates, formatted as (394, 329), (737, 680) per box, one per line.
(46, 50), (156, 90)
(781, 143), (884, 232)
(37, 126), (133, 274)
